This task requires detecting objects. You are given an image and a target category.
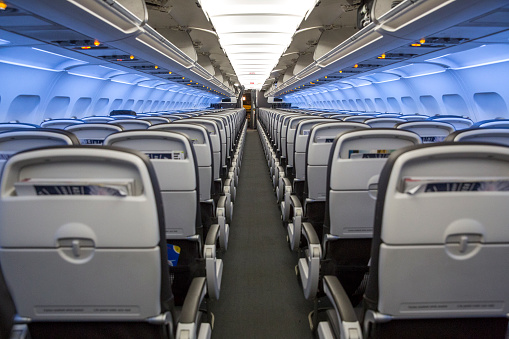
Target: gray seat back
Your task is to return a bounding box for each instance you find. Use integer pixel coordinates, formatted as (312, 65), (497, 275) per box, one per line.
(0, 146), (171, 323)
(400, 114), (429, 121)
(326, 129), (421, 238)
(396, 121), (455, 143)
(139, 116), (170, 125)
(364, 143), (509, 337)
(104, 130), (200, 239)
(446, 127), (509, 146)
(174, 118), (221, 181)
(150, 123), (213, 201)
(431, 117), (473, 130)
(41, 119), (84, 129)
(0, 123), (39, 131)
(280, 114), (305, 160)
(0, 129), (79, 170)
(364, 118), (406, 128)
(65, 123), (123, 145)
(199, 117), (228, 168)
(82, 116), (115, 123)
(286, 116), (316, 167)
(108, 119), (151, 130)
(293, 119), (336, 180)
(475, 119), (509, 128)
(306, 122), (370, 200)
(343, 115), (375, 123)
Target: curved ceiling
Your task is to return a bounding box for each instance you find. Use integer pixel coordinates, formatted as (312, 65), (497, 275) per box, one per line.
(145, 0), (362, 91)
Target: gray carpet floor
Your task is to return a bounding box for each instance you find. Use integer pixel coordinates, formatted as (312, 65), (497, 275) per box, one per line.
(210, 129), (314, 339)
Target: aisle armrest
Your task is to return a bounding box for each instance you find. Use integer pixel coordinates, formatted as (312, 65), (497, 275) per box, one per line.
(287, 195), (303, 251)
(216, 196), (230, 250)
(213, 178), (222, 197)
(204, 224), (223, 300)
(275, 165), (286, 202)
(176, 277), (212, 339)
(280, 177), (293, 222)
(298, 222), (321, 300)
(322, 276), (363, 339)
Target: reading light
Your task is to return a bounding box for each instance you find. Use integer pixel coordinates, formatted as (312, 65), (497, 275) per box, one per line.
(354, 64), (359, 68)
(94, 39), (100, 46)
(130, 55), (134, 60)
(378, 54), (386, 59)
(0, 2), (7, 10)
(169, 71), (172, 74)
(419, 39), (426, 44)
(155, 65), (159, 69)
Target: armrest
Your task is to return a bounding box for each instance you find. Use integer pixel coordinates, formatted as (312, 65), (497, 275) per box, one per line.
(218, 182), (233, 223)
(275, 167), (287, 203)
(280, 156), (287, 168)
(287, 195), (303, 251)
(204, 224), (223, 300)
(298, 222), (321, 300)
(204, 223), (220, 247)
(289, 194), (302, 209)
(176, 277), (212, 339)
(285, 164), (294, 178)
(280, 177), (293, 222)
(302, 221), (320, 245)
(224, 176), (236, 202)
(322, 276), (363, 339)
(213, 178), (222, 197)
(215, 196), (230, 250)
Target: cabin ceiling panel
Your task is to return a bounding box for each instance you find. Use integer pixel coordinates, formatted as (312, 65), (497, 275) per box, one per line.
(199, 0), (320, 89)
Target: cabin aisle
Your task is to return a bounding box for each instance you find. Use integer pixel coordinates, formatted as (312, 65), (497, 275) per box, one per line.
(210, 129), (313, 339)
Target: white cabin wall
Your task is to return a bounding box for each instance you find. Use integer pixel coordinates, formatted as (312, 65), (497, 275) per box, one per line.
(0, 62), (219, 124)
(284, 59), (509, 122)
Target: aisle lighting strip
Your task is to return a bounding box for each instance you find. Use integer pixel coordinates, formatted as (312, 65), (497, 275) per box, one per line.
(198, 0), (318, 90)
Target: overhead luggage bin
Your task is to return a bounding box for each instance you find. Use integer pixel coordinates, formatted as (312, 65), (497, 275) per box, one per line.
(8, 0), (148, 41)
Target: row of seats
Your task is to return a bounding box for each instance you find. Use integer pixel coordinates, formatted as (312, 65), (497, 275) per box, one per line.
(277, 108), (480, 129)
(257, 108), (509, 338)
(0, 109), (220, 131)
(0, 108), (247, 339)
